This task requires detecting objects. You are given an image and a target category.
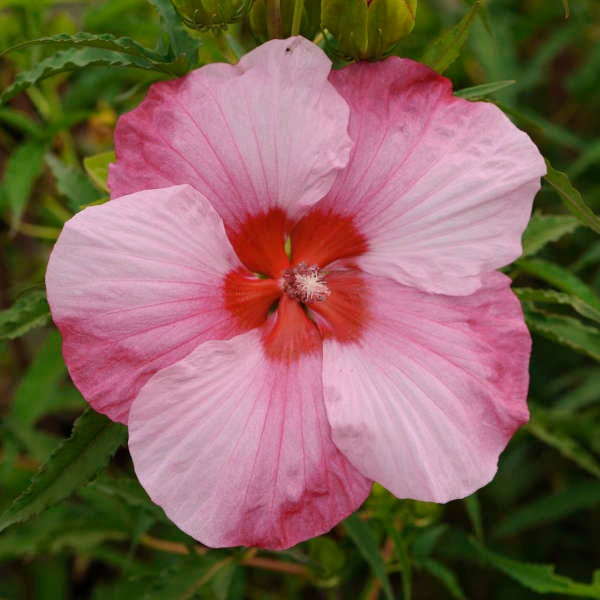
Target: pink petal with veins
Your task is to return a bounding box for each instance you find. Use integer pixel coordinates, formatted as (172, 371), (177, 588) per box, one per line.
(322, 272), (530, 502)
(323, 58), (546, 296)
(129, 325), (371, 550)
(108, 37), (352, 234)
(46, 185), (244, 423)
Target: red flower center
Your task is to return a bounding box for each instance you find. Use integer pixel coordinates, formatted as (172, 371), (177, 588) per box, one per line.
(224, 207), (369, 361)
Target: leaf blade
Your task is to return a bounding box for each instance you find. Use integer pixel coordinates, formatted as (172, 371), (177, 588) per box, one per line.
(0, 408), (127, 533)
(520, 213), (580, 257)
(544, 159), (600, 233)
(83, 150), (115, 193)
(454, 79), (516, 100)
(0, 289), (50, 340)
(0, 48), (170, 105)
(1, 32), (164, 61)
(343, 514), (395, 600)
(421, 1), (481, 74)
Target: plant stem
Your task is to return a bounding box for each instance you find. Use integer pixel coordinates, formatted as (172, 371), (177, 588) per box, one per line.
(267, 0), (283, 38)
(139, 534), (309, 576)
(291, 0), (304, 36)
(212, 28), (238, 64)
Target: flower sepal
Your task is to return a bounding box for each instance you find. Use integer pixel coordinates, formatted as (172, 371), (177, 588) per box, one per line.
(249, 0), (321, 41)
(322, 0), (417, 60)
(171, 0), (254, 30)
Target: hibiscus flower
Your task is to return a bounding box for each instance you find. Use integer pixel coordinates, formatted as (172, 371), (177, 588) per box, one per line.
(46, 36), (546, 550)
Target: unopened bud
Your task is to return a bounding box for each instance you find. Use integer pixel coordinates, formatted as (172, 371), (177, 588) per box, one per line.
(322, 0), (417, 60)
(249, 0), (321, 41)
(171, 0), (254, 30)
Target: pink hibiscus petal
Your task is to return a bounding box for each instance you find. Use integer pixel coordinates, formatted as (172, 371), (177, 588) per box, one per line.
(46, 185), (247, 424)
(108, 37), (352, 237)
(321, 271), (530, 503)
(128, 327), (372, 550)
(323, 58), (546, 295)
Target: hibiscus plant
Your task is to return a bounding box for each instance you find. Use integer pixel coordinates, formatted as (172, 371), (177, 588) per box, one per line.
(1, 0), (599, 598)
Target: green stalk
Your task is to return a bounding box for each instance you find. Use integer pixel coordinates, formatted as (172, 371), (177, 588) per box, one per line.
(267, 0), (283, 38)
(291, 0), (304, 36)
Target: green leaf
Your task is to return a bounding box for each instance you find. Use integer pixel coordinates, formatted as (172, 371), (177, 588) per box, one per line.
(83, 150), (115, 193)
(0, 107), (44, 138)
(1, 31), (164, 62)
(0, 47), (172, 105)
(514, 288), (600, 324)
(412, 524), (448, 560)
(454, 79), (516, 100)
(343, 514), (394, 600)
(46, 153), (103, 212)
(417, 559), (466, 600)
(0, 408), (127, 533)
(572, 241), (600, 273)
(544, 159), (600, 234)
(464, 494), (484, 541)
(474, 539), (599, 597)
(498, 104), (584, 151)
(521, 213), (581, 257)
(9, 329), (65, 427)
(569, 139), (600, 178)
(85, 475), (167, 520)
(524, 307), (600, 362)
(421, 1), (481, 74)
(526, 408), (600, 478)
(146, 0), (201, 65)
(0, 139), (47, 231)
(517, 258), (600, 314)
(385, 525), (412, 600)
(0, 288), (50, 340)
(553, 369), (600, 412)
(493, 481), (600, 538)
(144, 557), (235, 600)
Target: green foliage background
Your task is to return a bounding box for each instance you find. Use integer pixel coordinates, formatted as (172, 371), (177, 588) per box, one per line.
(0, 0), (599, 598)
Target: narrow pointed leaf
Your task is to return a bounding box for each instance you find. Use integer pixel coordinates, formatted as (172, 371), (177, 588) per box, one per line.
(0, 48), (172, 105)
(1, 139), (47, 230)
(9, 330), (65, 427)
(493, 481), (600, 538)
(521, 213), (580, 256)
(85, 475), (167, 520)
(455, 79), (516, 100)
(544, 160), (600, 233)
(526, 410), (600, 479)
(46, 154), (102, 212)
(146, 0), (201, 64)
(517, 258), (600, 314)
(83, 151), (115, 193)
(1, 32), (164, 62)
(514, 288), (600, 323)
(475, 540), (600, 597)
(0, 289), (50, 340)
(343, 514), (395, 600)
(421, 1), (481, 73)
(523, 307), (600, 362)
(464, 494), (484, 541)
(417, 559), (466, 600)
(0, 409), (126, 533)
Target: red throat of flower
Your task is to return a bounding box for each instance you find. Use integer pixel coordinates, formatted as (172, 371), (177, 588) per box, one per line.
(224, 208), (369, 362)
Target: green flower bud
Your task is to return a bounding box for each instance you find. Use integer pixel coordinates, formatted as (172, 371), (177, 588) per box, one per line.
(171, 0), (254, 30)
(322, 0), (417, 60)
(249, 0), (321, 41)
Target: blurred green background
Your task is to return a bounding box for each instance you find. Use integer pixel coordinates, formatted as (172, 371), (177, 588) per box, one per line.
(0, 0), (599, 598)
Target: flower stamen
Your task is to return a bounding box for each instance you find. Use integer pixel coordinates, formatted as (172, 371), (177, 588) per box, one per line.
(282, 262), (331, 304)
